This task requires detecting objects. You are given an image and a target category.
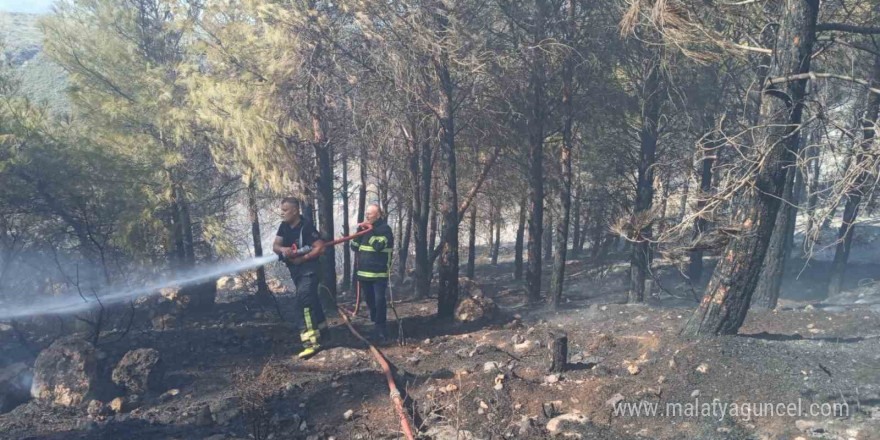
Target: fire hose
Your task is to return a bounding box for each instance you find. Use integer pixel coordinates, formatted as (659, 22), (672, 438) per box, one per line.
(284, 222), (416, 440)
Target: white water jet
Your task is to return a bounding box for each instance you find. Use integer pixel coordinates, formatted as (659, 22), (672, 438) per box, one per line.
(0, 254), (279, 321)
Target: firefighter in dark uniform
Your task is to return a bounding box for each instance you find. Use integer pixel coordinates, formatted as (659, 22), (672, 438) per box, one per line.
(273, 197), (327, 359)
(351, 204), (394, 341)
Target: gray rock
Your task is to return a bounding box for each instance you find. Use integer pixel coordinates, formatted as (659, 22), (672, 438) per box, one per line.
(483, 361), (502, 372)
(87, 399), (107, 418)
(31, 338), (98, 406)
(423, 425), (483, 440)
(112, 348), (165, 394)
(546, 413), (592, 438)
(605, 393), (625, 408)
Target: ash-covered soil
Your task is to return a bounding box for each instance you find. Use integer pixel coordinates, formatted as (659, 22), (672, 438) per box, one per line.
(2, 251), (880, 440)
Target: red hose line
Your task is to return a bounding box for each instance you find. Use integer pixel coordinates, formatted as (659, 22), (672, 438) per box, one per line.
(330, 296), (415, 440)
(315, 222), (414, 439)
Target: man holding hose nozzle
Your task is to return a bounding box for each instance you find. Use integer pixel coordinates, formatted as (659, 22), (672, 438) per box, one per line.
(352, 204), (394, 341)
(273, 197), (327, 359)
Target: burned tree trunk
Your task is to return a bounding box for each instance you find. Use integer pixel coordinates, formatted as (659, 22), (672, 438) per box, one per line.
(752, 133), (802, 309)
(486, 206), (495, 259)
(551, 4), (576, 309)
(543, 206), (553, 261)
(803, 133), (821, 250)
(549, 333), (568, 373)
(434, 29), (460, 319)
(412, 123), (433, 299)
(515, 195), (527, 280)
(467, 205), (477, 279)
(342, 155), (352, 292)
(313, 128), (337, 299)
(786, 167), (805, 259)
(399, 205), (412, 282)
(526, 0), (548, 303)
(247, 176), (270, 298)
(571, 186), (582, 254)
(682, 0), (819, 337)
(629, 56), (663, 303)
(688, 117), (720, 283)
(491, 210), (501, 265)
(436, 116), (459, 319)
(828, 52), (880, 297)
(358, 142), (368, 224)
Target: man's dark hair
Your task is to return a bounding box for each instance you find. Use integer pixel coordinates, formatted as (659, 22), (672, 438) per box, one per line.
(281, 197), (301, 208)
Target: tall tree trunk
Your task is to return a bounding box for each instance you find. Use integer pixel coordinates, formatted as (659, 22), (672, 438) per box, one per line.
(181, 196), (195, 266)
(571, 185), (582, 254)
(514, 194), (527, 280)
(688, 117), (720, 282)
(658, 173), (670, 234)
(550, 2), (575, 309)
(787, 166), (805, 259)
(412, 121), (433, 299)
(436, 113), (459, 319)
(629, 55), (663, 303)
(679, 172), (689, 221)
(467, 205), (477, 279)
(247, 176), (270, 297)
(491, 210), (501, 266)
(429, 205), (438, 256)
(827, 51), (880, 297)
(803, 137), (821, 250)
(314, 131), (337, 298)
(434, 28), (460, 319)
(358, 142), (368, 224)
(170, 196), (185, 270)
(544, 203), (553, 261)
(341, 155), (352, 291)
(526, 0), (548, 303)
(486, 205), (495, 258)
(752, 131), (804, 309)
(399, 204), (412, 281)
(683, 0), (819, 337)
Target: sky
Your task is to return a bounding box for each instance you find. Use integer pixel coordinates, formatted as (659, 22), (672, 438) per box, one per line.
(0, 0), (53, 14)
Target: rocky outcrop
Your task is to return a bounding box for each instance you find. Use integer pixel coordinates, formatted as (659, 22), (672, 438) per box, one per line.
(31, 338), (98, 406)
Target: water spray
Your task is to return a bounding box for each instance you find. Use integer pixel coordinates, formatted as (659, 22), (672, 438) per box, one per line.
(0, 222), (373, 322)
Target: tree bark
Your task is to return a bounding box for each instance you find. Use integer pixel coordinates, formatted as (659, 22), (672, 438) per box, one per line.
(341, 155), (352, 291)
(629, 55), (663, 303)
(436, 114), (459, 319)
(247, 176), (270, 297)
(827, 51), (880, 297)
(358, 142), (368, 224)
(514, 194), (527, 280)
(399, 203), (412, 281)
(550, 3), (575, 309)
(571, 185), (582, 254)
(543, 206), (553, 261)
(491, 209), (501, 266)
(803, 134), (821, 250)
(467, 205), (477, 279)
(688, 117), (720, 283)
(486, 206), (495, 258)
(549, 333), (568, 373)
(787, 166), (805, 259)
(434, 29), (460, 319)
(682, 0), (819, 337)
(752, 133), (802, 309)
(412, 122), (433, 299)
(526, 0), (548, 304)
(314, 125), (337, 298)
